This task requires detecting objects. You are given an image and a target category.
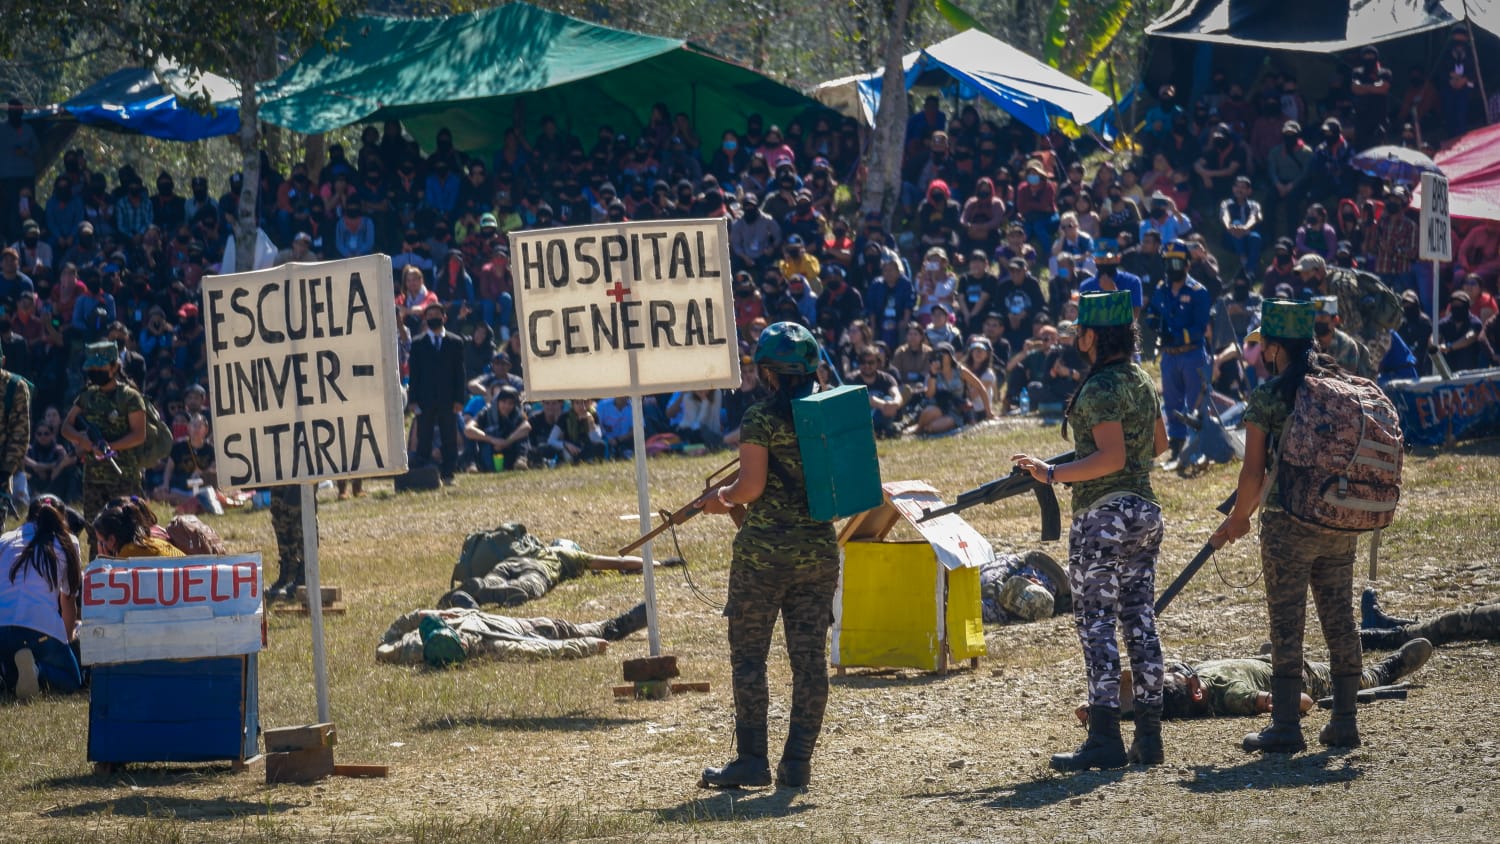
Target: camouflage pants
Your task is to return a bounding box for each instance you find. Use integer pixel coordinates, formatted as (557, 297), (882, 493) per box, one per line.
(463, 560), (555, 607)
(269, 486), (306, 576)
(724, 556), (839, 733)
(81, 470), (143, 524)
(1260, 510), (1361, 679)
(1403, 600), (1500, 646)
(1068, 494), (1166, 709)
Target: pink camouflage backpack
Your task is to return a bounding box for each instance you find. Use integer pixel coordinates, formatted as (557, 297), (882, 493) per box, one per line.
(1273, 373), (1403, 531)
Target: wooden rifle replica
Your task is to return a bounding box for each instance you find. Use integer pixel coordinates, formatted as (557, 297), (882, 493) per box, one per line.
(618, 459), (745, 556)
(1154, 490), (1239, 615)
(915, 451), (1073, 542)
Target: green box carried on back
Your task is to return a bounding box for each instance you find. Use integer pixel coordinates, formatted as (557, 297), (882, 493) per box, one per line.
(793, 385), (883, 521)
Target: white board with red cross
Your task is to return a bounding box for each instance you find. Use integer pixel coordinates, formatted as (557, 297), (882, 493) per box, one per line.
(508, 218), (741, 400)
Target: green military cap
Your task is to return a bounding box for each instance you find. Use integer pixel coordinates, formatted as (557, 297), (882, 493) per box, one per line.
(84, 341), (117, 369)
(1076, 290), (1133, 327)
(1261, 299), (1316, 341)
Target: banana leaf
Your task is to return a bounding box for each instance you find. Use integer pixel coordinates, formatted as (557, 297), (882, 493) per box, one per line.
(1042, 0), (1070, 68)
(1064, 0), (1134, 77)
(933, 0), (982, 32)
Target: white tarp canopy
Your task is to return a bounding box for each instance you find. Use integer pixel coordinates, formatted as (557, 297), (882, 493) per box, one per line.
(812, 29), (1114, 136)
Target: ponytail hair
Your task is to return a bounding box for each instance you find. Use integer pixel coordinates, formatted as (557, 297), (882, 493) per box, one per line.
(93, 503), (150, 555)
(1265, 336), (1339, 408)
(11, 496), (82, 597)
(1061, 322), (1138, 439)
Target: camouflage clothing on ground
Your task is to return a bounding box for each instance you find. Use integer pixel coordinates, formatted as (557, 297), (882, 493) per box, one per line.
(1191, 656), (1397, 715)
(1065, 362), (1161, 511)
(1068, 493), (1165, 709)
(732, 401), (837, 570)
(376, 608), (607, 664)
(460, 547), (593, 606)
(1395, 599), (1500, 646)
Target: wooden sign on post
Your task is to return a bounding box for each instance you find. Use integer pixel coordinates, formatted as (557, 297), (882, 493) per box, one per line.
(203, 255), (408, 490)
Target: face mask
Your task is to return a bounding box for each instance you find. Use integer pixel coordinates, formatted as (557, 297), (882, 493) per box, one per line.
(427, 318), (444, 330)
(1284, 136), (1299, 150)
(724, 140), (737, 151)
(1276, 254), (1292, 266)
(1315, 322), (1332, 337)
(86, 369), (112, 386)
(744, 207), (760, 221)
(978, 188), (992, 199)
(1152, 207), (1168, 219)
(1026, 174), (1041, 186)
(1451, 304), (1470, 320)
(23, 235), (37, 247)
(924, 261), (939, 272)
(1058, 268), (1070, 279)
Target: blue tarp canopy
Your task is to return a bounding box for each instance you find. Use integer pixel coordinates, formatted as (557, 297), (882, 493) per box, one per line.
(813, 29), (1116, 137)
(61, 59), (240, 142)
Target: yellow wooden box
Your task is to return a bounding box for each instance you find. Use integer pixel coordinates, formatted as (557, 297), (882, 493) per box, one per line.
(832, 481), (991, 673)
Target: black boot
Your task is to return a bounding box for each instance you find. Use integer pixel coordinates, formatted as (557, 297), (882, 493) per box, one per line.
(1359, 626), (1410, 650)
(1127, 703), (1164, 766)
(776, 724), (818, 788)
(700, 724), (771, 788)
(1242, 675), (1306, 754)
(1361, 588), (1415, 630)
(599, 603), (648, 641)
(265, 561), (299, 602)
(1050, 705), (1128, 772)
(1319, 675), (1362, 748)
(1367, 638), (1433, 686)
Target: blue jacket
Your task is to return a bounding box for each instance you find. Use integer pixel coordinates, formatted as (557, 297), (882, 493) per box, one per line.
(1149, 276), (1213, 348)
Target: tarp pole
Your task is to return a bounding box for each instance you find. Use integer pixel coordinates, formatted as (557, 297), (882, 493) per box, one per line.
(1461, 4), (1491, 124)
(301, 481), (331, 723)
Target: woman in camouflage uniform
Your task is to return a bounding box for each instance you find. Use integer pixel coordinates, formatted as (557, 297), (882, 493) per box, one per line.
(699, 322), (839, 790)
(1013, 290), (1170, 771)
(1213, 300), (1364, 754)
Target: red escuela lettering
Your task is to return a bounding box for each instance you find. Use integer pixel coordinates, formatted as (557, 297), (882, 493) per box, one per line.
(232, 563), (258, 599)
(181, 565), (207, 602)
(130, 568), (155, 605)
(107, 568), (131, 605)
(157, 566), (180, 606)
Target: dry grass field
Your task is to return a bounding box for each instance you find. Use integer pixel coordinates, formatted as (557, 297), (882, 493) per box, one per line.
(2, 420), (1498, 843)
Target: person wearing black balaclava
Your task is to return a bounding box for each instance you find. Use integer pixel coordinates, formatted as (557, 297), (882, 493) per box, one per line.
(1439, 29), (1480, 138)
(1436, 290), (1492, 372)
(1396, 289), (1433, 376)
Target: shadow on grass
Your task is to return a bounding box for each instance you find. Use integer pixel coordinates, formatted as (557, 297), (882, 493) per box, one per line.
(649, 787), (815, 825)
(39, 763), (262, 791)
(43, 795), (299, 819)
(416, 711), (646, 732)
(1408, 435), (1500, 459)
(831, 667), (975, 689)
(914, 768), (1126, 810)
(1175, 750), (1364, 793)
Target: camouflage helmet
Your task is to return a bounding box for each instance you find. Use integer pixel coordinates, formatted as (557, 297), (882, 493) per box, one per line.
(753, 321), (820, 374)
(999, 575), (1054, 622)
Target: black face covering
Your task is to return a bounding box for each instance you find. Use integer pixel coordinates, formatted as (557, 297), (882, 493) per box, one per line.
(1451, 304), (1470, 320)
(1315, 322), (1332, 337)
(86, 369), (112, 386)
(426, 317), (444, 331)
(744, 207), (761, 221)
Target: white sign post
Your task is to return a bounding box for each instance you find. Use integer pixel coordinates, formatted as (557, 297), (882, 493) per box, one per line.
(1419, 172), (1452, 335)
(203, 254), (406, 722)
(509, 219), (740, 655)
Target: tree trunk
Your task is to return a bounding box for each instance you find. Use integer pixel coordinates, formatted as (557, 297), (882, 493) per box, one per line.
(861, 0), (911, 232)
(305, 133), (327, 183)
(233, 66), (261, 274)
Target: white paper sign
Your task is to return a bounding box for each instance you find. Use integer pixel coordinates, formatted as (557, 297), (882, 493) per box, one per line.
(882, 481), (995, 570)
(202, 255), (407, 489)
(80, 554), (265, 665)
(508, 219), (741, 399)
(1419, 172), (1452, 262)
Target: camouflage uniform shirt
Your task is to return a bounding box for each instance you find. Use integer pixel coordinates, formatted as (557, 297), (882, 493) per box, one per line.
(1066, 362), (1161, 511)
(733, 401), (837, 570)
(72, 382), (148, 480)
(0, 370), (30, 477)
(1243, 377), (1293, 510)
(1323, 327), (1368, 378)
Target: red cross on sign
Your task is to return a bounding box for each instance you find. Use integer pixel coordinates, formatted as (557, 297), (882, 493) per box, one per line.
(605, 282), (631, 304)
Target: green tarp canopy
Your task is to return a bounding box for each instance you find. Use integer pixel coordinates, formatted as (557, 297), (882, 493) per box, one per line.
(258, 3), (820, 153)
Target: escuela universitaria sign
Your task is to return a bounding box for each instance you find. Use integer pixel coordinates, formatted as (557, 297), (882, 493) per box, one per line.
(508, 218), (741, 400)
(202, 255), (408, 489)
